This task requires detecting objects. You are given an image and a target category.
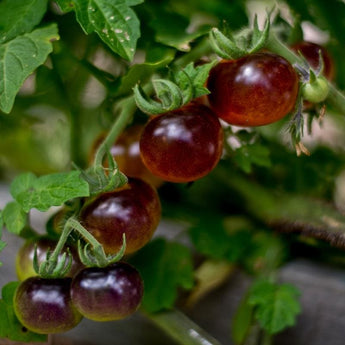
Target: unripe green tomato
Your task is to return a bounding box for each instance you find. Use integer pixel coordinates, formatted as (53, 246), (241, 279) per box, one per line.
(302, 76), (329, 103)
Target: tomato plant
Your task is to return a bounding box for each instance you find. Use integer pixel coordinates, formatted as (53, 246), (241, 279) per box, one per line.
(2, 1), (345, 345)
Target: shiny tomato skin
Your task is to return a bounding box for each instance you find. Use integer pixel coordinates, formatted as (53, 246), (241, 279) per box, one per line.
(291, 41), (334, 80)
(16, 238), (83, 281)
(80, 178), (161, 255)
(139, 103), (224, 183)
(207, 53), (299, 127)
(70, 262), (143, 321)
(14, 277), (82, 334)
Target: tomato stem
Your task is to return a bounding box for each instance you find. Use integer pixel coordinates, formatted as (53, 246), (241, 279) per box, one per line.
(93, 94), (137, 167)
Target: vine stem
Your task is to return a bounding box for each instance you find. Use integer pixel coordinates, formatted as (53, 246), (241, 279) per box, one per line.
(266, 33), (345, 114)
(47, 217), (106, 267)
(66, 217), (104, 251)
(93, 93), (138, 167)
(144, 309), (223, 345)
(46, 223), (73, 264)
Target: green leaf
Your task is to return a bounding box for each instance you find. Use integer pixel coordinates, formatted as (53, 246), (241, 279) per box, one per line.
(70, 0), (143, 60)
(129, 238), (194, 313)
(234, 143), (271, 174)
(0, 24), (59, 114)
(0, 282), (46, 342)
(248, 280), (301, 334)
(2, 201), (27, 235)
(10, 171), (90, 212)
(0, 0), (48, 44)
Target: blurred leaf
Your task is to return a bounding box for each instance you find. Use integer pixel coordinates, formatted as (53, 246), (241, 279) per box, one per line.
(248, 280), (301, 334)
(189, 215), (252, 262)
(242, 232), (287, 276)
(10, 171), (90, 212)
(2, 201), (27, 235)
(0, 282), (46, 342)
(232, 293), (254, 345)
(285, 0), (345, 45)
(112, 46), (175, 97)
(68, 0), (143, 60)
(234, 143), (271, 174)
(0, 24), (59, 114)
(147, 5), (210, 51)
(0, 0), (48, 44)
(55, 0), (74, 13)
(130, 238), (194, 313)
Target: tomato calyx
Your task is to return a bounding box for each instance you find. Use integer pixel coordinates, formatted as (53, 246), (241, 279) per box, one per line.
(133, 61), (216, 115)
(209, 13), (270, 60)
(77, 234), (126, 268)
(79, 151), (128, 196)
(133, 79), (184, 115)
(35, 215), (127, 278)
(33, 244), (74, 279)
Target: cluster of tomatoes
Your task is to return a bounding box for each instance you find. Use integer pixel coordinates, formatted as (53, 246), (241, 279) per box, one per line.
(13, 40), (333, 335)
(14, 177), (161, 334)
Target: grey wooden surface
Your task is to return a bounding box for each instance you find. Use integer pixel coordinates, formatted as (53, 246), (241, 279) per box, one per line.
(1, 184), (345, 344)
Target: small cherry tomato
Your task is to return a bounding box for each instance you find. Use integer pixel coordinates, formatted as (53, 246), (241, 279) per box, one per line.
(80, 178), (161, 255)
(139, 103), (224, 183)
(14, 277), (82, 334)
(71, 262), (143, 321)
(207, 52), (299, 126)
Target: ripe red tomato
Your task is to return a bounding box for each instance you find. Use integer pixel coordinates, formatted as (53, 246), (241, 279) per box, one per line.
(90, 125), (163, 188)
(80, 178), (161, 255)
(291, 41), (334, 80)
(14, 277), (82, 334)
(139, 103), (224, 183)
(71, 262), (143, 321)
(207, 53), (299, 126)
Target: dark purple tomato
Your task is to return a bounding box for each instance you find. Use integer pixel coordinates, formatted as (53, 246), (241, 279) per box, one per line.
(139, 103), (224, 183)
(70, 262), (143, 321)
(14, 277), (82, 334)
(207, 52), (299, 126)
(291, 41), (334, 80)
(90, 125), (163, 188)
(16, 238), (83, 281)
(80, 178), (161, 255)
